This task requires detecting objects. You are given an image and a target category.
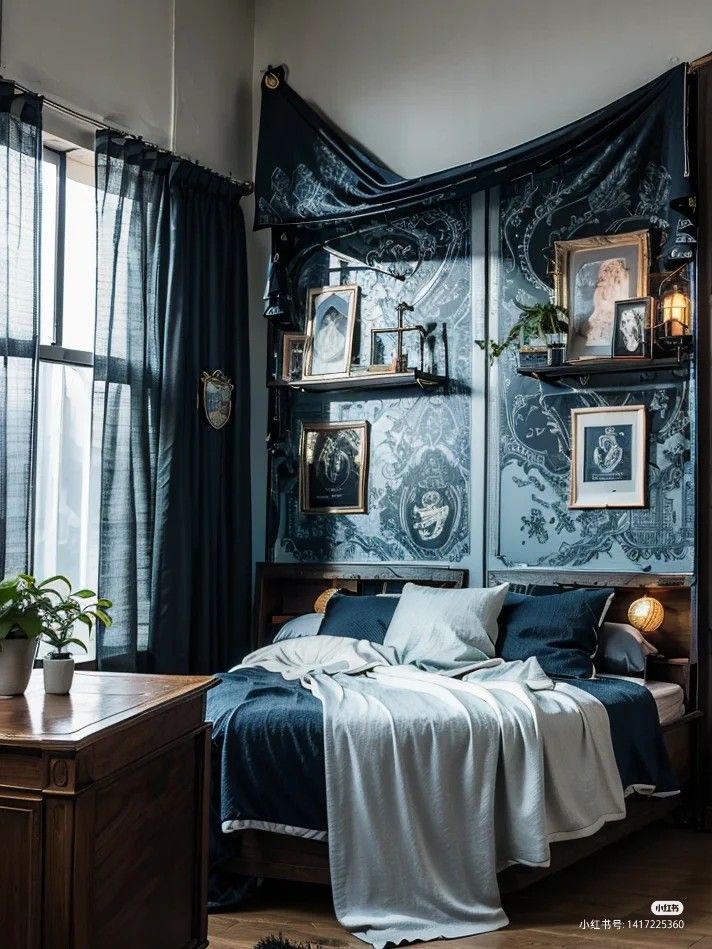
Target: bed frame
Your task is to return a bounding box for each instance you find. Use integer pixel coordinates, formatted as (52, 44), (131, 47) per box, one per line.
(229, 563), (703, 892)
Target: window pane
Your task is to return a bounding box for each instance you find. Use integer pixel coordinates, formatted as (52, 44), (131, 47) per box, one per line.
(62, 156), (96, 351)
(39, 156), (58, 345)
(34, 360), (98, 658)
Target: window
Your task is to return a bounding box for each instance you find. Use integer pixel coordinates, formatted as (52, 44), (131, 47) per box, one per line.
(34, 143), (98, 657)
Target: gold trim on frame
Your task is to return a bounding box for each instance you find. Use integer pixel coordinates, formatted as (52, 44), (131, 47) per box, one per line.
(281, 332), (306, 382)
(569, 404), (647, 510)
(303, 285), (359, 381)
(555, 230), (649, 361)
(299, 420), (369, 515)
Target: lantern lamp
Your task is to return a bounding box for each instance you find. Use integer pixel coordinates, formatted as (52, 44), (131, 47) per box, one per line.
(627, 596), (665, 635)
(660, 284), (691, 337)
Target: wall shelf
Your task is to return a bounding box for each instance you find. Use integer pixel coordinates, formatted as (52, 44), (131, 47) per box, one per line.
(516, 355), (690, 381)
(268, 368), (447, 393)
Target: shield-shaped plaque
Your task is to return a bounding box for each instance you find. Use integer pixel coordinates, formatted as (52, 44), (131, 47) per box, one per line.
(200, 370), (234, 430)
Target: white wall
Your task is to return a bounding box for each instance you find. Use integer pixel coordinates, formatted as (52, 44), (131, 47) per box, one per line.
(253, 0), (712, 178)
(1, 0), (254, 178)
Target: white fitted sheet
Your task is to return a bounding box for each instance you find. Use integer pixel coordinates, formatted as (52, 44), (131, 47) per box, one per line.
(605, 675), (685, 726)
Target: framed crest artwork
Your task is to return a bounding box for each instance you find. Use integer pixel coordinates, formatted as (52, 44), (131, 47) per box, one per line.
(299, 421), (369, 514)
(554, 231), (649, 361)
(569, 405), (647, 509)
(281, 332), (306, 382)
(200, 370), (233, 430)
(611, 297), (654, 358)
(303, 285), (358, 379)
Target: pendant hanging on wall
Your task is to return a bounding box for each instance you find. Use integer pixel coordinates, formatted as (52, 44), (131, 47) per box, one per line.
(200, 370), (234, 430)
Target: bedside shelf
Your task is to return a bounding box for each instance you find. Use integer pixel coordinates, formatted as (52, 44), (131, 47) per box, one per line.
(516, 355), (689, 381)
(268, 369), (447, 393)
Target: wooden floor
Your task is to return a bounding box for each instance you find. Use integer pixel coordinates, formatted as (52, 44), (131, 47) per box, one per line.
(209, 825), (712, 948)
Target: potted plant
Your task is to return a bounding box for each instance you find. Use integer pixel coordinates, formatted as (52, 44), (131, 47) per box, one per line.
(24, 575), (112, 695)
(0, 575), (44, 695)
(476, 302), (568, 367)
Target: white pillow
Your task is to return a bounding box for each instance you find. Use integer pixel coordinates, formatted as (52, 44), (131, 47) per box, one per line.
(384, 582), (509, 670)
(274, 613), (323, 642)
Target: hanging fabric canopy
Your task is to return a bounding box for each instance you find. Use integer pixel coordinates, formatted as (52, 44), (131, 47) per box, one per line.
(254, 64), (689, 230)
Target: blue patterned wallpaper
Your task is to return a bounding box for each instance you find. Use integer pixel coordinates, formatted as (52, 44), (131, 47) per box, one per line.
(273, 199), (472, 562)
(489, 154), (695, 573)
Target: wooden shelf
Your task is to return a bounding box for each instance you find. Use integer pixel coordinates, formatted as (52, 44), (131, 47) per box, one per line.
(268, 369), (446, 393)
(516, 355), (689, 381)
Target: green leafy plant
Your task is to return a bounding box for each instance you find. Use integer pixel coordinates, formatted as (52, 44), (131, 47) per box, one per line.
(475, 302), (568, 364)
(0, 574), (112, 658)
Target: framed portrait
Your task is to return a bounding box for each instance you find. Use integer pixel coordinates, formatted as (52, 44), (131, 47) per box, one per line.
(554, 231), (649, 361)
(300, 421), (369, 514)
(281, 333), (306, 382)
(304, 284), (359, 379)
(611, 297), (654, 359)
(569, 405), (647, 509)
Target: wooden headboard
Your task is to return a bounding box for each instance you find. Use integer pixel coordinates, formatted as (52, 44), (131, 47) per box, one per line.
(488, 569), (695, 661)
(253, 562), (468, 649)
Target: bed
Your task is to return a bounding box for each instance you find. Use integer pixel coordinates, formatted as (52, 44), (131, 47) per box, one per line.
(208, 563), (702, 921)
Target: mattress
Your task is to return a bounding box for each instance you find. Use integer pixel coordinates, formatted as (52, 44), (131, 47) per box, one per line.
(606, 675), (685, 726)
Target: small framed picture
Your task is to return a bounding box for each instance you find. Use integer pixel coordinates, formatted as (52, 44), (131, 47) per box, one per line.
(611, 297), (654, 359)
(304, 285), (359, 380)
(299, 421), (369, 514)
(554, 231), (649, 361)
(281, 333), (306, 381)
(569, 405), (647, 509)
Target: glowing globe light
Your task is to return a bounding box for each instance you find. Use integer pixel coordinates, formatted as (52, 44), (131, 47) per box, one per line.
(627, 596), (665, 634)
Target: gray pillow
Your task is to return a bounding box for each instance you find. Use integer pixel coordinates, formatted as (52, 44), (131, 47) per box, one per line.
(384, 582), (509, 670)
(274, 612), (323, 642)
(595, 621), (658, 676)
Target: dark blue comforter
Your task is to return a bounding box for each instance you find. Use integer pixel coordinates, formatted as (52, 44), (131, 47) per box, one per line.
(207, 669), (678, 908)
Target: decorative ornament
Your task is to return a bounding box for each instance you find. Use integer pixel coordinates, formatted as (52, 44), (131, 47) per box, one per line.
(200, 370), (234, 430)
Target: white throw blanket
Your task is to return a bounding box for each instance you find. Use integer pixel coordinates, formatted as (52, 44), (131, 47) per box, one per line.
(238, 637), (626, 948)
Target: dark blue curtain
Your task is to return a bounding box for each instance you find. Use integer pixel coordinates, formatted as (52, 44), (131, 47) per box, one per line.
(94, 131), (251, 673)
(255, 64), (689, 229)
(0, 83), (42, 576)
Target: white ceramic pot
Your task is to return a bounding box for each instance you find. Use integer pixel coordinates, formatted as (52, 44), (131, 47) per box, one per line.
(0, 637), (39, 696)
(43, 655), (75, 695)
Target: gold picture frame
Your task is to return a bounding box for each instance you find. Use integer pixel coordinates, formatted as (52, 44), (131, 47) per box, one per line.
(303, 284), (359, 380)
(299, 420), (369, 514)
(569, 404), (647, 509)
(281, 332), (306, 382)
(554, 230), (649, 361)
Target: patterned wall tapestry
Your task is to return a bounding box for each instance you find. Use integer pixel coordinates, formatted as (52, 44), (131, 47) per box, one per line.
(273, 198), (472, 562)
(490, 152), (695, 572)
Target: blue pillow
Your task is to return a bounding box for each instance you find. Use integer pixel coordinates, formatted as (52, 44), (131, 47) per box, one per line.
(274, 613), (323, 642)
(318, 593), (400, 644)
(496, 588), (615, 678)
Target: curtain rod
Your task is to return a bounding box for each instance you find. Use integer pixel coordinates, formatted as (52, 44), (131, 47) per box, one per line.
(3, 75), (254, 195)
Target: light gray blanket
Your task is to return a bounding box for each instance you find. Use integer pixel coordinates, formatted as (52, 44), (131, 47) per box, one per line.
(239, 637), (626, 948)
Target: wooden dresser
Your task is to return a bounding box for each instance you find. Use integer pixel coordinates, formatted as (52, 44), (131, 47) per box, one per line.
(0, 670), (216, 949)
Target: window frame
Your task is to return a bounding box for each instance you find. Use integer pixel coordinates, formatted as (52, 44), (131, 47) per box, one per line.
(39, 145), (94, 370)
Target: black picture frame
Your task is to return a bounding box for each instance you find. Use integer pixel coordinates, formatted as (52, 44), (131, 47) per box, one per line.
(611, 297), (654, 359)
(299, 421), (369, 514)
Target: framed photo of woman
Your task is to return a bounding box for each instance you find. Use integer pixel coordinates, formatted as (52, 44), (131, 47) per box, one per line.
(299, 420), (369, 514)
(303, 285), (359, 379)
(554, 231), (649, 361)
(611, 297), (654, 359)
(569, 405), (647, 509)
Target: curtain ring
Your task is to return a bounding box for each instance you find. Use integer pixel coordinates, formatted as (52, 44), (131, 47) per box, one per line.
(264, 72), (280, 90)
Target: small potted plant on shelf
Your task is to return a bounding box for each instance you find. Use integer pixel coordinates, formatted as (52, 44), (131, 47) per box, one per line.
(476, 302), (568, 368)
(0, 575), (44, 695)
(31, 575), (112, 695)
